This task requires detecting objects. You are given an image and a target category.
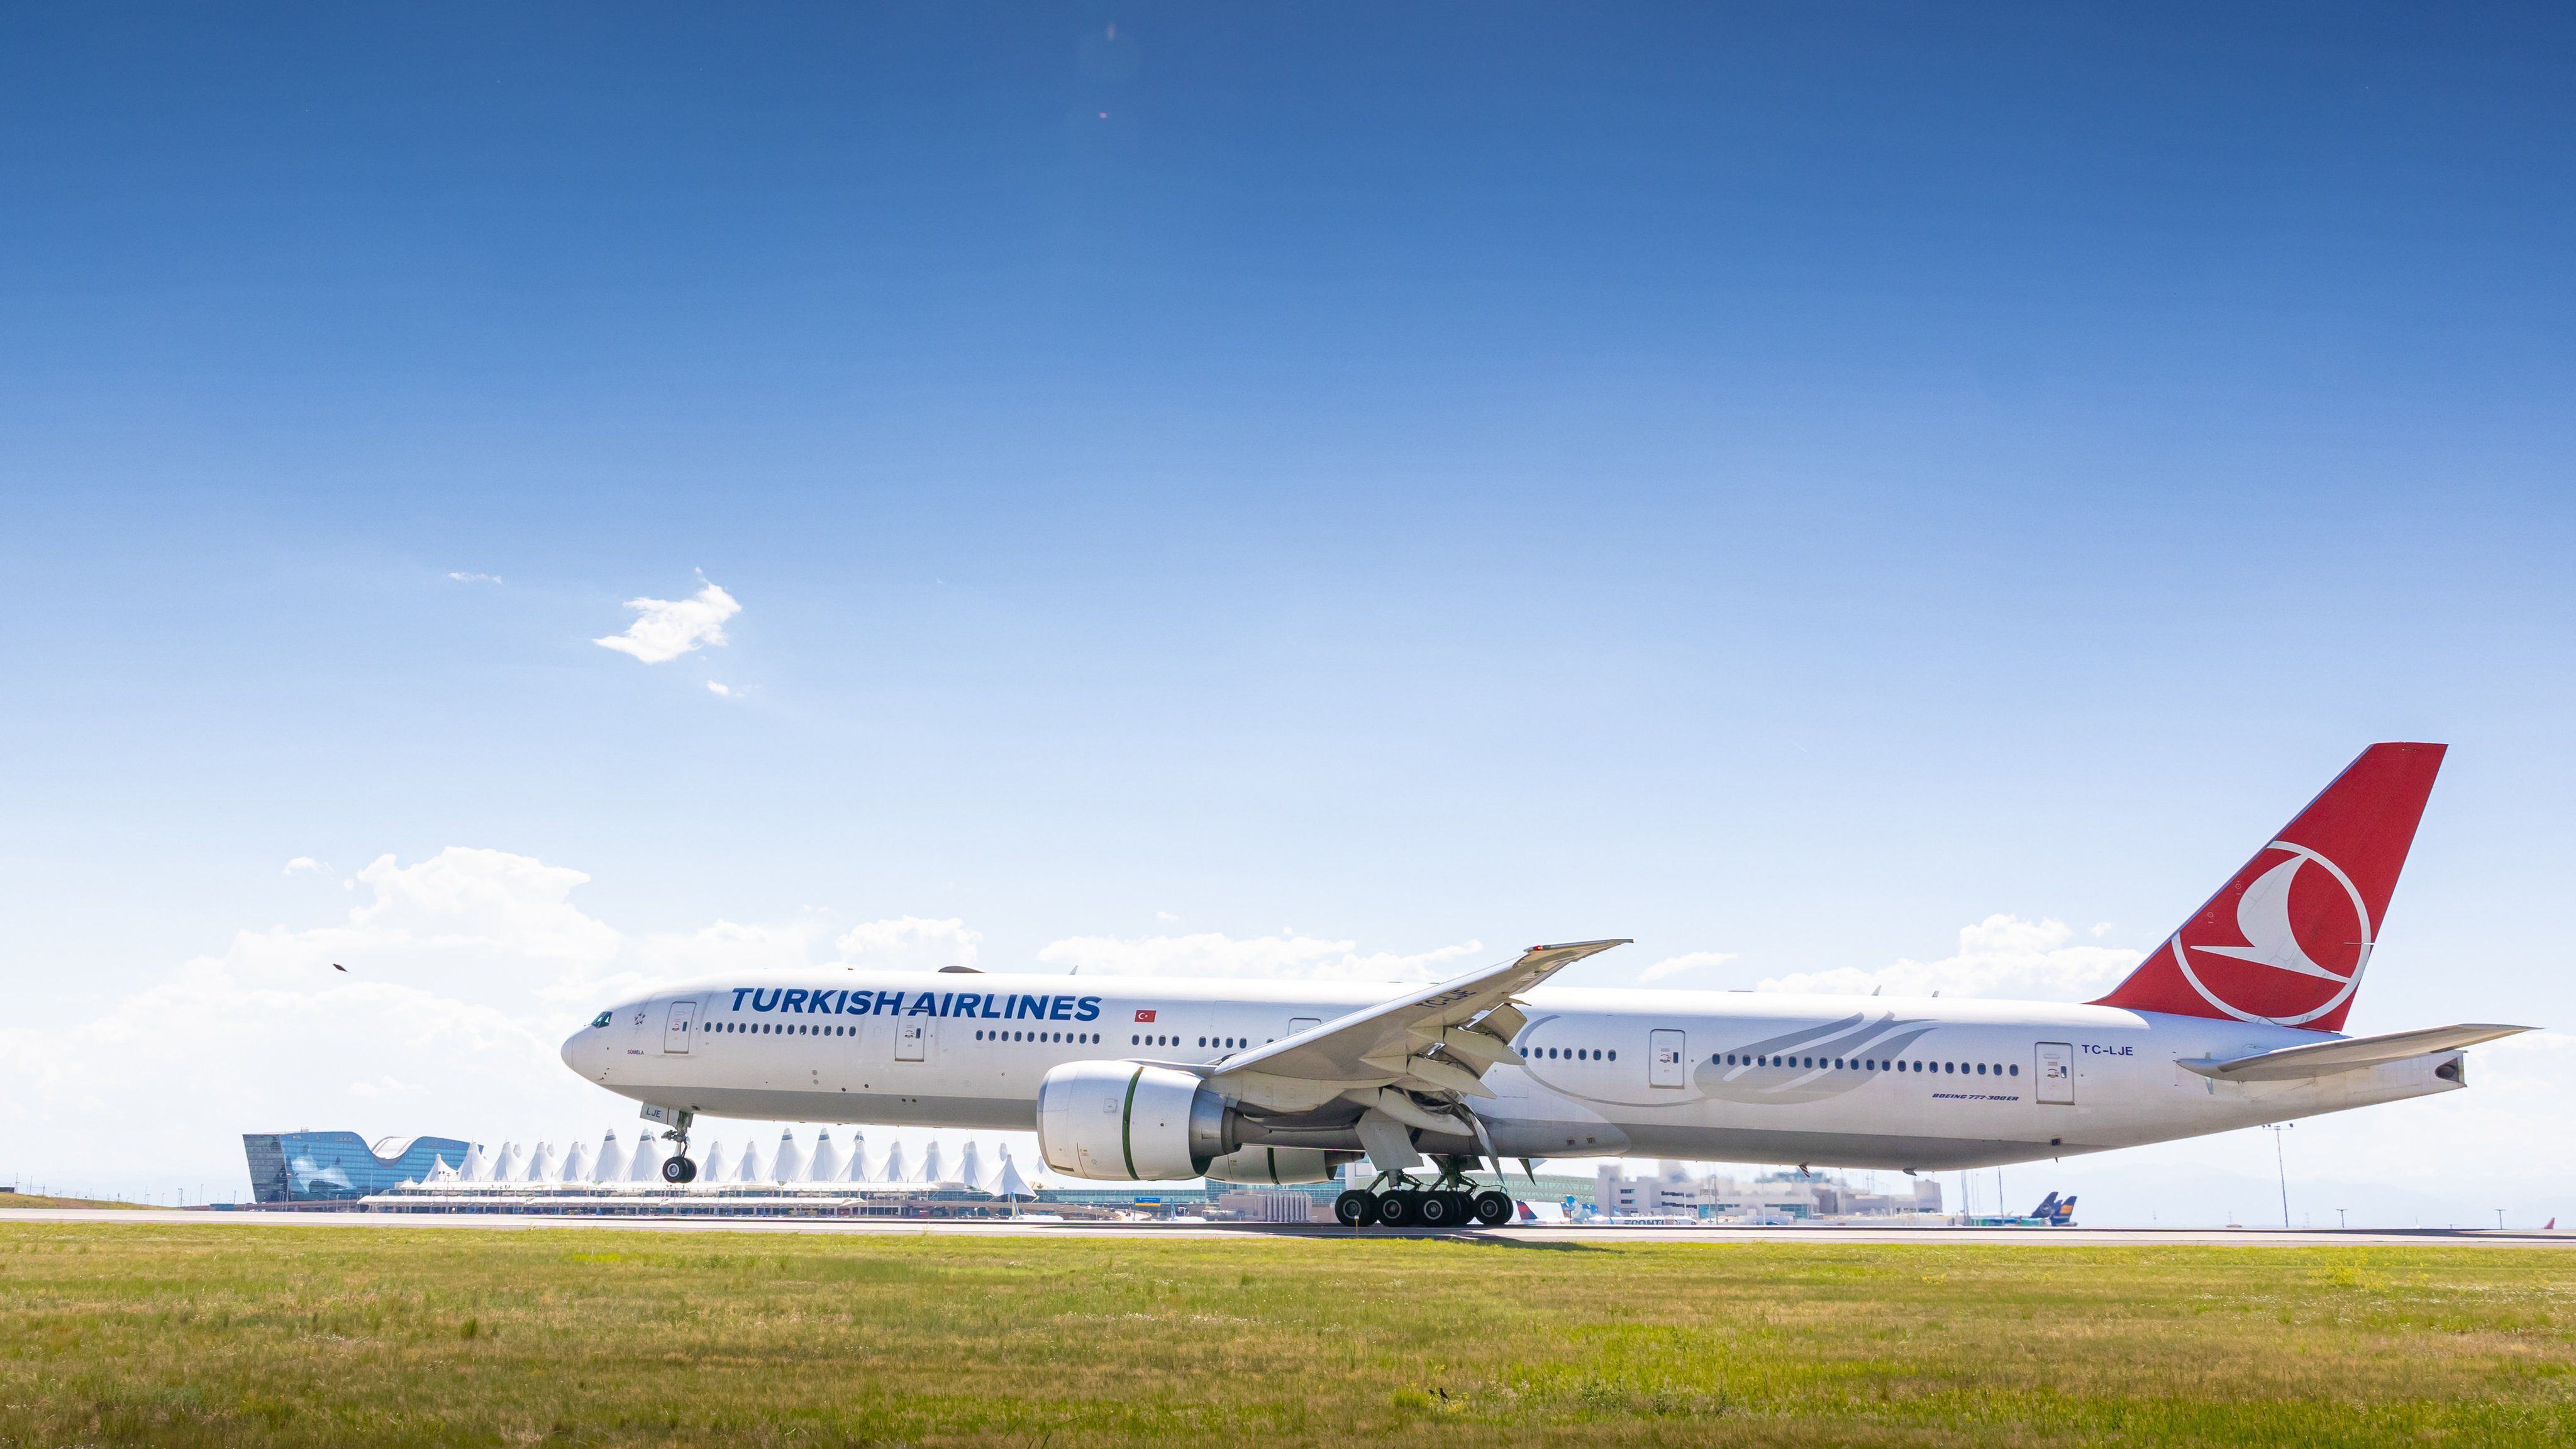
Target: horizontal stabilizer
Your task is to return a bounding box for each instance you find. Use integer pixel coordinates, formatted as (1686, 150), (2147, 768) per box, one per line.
(2179, 1023), (2533, 1082)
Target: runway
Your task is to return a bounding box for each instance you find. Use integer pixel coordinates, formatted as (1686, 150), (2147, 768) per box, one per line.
(6, 1208), (2569, 1248)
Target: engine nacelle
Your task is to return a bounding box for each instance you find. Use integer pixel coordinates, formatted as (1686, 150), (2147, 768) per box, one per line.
(1201, 1146), (1360, 1185)
(1037, 1061), (1233, 1180)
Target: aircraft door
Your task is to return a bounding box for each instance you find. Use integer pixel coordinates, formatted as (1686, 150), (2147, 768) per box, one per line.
(1287, 1017), (1320, 1042)
(663, 999), (697, 1054)
(1649, 1030), (1687, 1088)
(896, 1019), (931, 1062)
(2036, 1042), (2075, 1104)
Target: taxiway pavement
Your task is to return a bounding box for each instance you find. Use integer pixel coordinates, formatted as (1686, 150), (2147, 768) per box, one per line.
(4, 1209), (2568, 1248)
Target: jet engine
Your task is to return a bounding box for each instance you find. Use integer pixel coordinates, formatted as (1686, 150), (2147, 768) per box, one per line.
(1036, 1061), (1235, 1180)
(1202, 1146), (1360, 1185)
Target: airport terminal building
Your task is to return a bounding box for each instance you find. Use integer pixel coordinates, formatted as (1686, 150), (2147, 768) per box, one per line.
(242, 1131), (473, 1204)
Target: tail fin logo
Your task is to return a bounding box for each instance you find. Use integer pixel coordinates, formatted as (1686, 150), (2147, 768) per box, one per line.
(2172, 841), (2373, 1026)
(2094, 742), (2441, 1033)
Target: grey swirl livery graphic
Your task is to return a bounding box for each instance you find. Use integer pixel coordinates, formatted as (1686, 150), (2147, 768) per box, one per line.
(1518, 1011), (1941, 1107)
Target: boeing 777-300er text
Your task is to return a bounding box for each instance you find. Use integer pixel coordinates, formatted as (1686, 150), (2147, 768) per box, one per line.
(563, 743), (2532, 1226)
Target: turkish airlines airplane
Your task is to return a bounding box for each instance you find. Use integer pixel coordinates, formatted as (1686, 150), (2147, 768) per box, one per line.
(562, 743), (2529, 1227)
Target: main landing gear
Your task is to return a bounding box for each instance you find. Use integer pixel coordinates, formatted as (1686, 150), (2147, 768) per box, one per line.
(1334, 1157), (1516, 1228)
(657, 1111), (700, 1184)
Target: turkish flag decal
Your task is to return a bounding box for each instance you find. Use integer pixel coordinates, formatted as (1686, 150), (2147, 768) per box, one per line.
(1133, 1009), (1156, 1022)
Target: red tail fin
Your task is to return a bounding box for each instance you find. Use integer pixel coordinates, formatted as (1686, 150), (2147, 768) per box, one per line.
(2093, 743), (2446, 1033)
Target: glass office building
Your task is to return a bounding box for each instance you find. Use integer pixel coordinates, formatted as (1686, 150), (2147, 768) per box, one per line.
(242, 1131), (474, 1204)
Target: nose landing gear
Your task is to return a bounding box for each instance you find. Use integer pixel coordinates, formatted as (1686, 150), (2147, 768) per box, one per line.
(656, 1111), (699, 1184)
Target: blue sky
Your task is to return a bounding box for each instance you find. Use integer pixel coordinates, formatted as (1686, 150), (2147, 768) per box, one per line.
(3, 4), (2572, 1219)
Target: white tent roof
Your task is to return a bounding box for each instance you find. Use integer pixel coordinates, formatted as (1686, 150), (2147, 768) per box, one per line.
(735, 1139), (769, 1184)
(561, 1140), (594, 1185)
(878, 1142), (909, 1184)
(917, 1141), (946, 1185)
(771, 1129), (808, 1184)
(459, 1143), (491, 1183)
(989, 1147), (1033, 1200)
(701, 1139), (735, 1183)
(593, 1131), (628, 1184)
(809, 1130), (845, 1183)
(958, 1142), (989, 1193)
(629, 1133), (666, 1182)
(525, 1141), (558, 1184)
(492, 1142), (525, 1183)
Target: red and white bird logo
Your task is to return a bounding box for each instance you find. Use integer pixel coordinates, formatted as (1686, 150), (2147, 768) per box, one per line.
(2172, 840), (2373, 1026)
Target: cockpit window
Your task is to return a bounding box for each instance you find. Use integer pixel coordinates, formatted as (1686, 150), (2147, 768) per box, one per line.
(591, 1011), (613, 1028)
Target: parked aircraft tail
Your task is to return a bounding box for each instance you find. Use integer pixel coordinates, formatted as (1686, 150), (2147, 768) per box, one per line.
(2094, 743), (2445, 1033)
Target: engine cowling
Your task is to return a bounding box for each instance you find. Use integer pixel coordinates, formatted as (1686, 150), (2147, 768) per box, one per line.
(1037, 1061), (1233, 1180)
(1201, 1146), (1360, 1185)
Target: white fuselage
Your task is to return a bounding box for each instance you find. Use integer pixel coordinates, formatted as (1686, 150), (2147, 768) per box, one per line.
(562, 972), (2462, 1173)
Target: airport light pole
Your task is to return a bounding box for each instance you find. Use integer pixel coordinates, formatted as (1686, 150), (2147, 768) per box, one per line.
(2260, 1123), (2292, 1230)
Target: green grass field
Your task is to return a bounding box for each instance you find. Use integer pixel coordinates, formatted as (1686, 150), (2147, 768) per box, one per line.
(3, 1224), (2572, 1447)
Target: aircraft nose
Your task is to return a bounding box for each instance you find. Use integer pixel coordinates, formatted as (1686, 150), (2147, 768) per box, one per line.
(560, 1028), (585, 1074)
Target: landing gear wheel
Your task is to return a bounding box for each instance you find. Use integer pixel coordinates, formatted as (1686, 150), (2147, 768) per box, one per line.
(1376, 1191), (1419, 1227)
(1471, 1189), (1514, 1226)
(1334, 1190), (1380, 1227)
(1415, 1191), (1460, 1227)
(662, 1155), (697, 1184)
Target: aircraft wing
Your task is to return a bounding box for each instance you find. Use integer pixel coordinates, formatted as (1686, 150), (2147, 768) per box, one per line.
(2179, 1023), (2534, 1082)
(1205, 939), (1629, 1113)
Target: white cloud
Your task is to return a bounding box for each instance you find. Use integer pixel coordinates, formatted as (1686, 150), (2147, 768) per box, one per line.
(1756, 914), (2141, 1001)
(835, 916), (982, 973)
(2, 869), (2563, 1214)
(593, 580), (740, 664)
(446, 571), (502, 584)
(282, 857), (328, 876)
(706, 681), (733, 697)
(0, 848), (930, 1198)
(1036, 931), (1484, 981)
(1639, 950), (1738, 984)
